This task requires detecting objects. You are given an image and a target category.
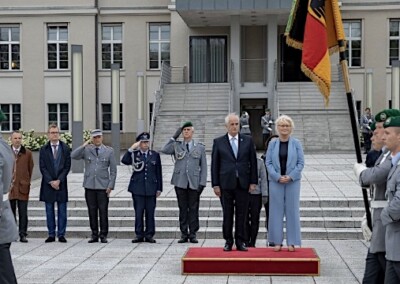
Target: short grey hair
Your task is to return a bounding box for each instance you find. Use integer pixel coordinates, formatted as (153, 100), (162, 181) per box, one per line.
(275, 115), (295, 133)
(224, 113), (239, 125)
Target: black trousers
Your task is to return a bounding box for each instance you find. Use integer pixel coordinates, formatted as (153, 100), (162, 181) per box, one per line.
(262, 133), (271, 148)
(362, 250), (386, 284)
(385, 260), (400, 284)
(175, 187), (200, 239)
(85, 188), (109, 238)
(363, 132), (372, 152)
(132, 194), (156, 239)
(246, 194), (262, 247)
(10, 199), (28, 237)
(221, 184), (249, 246)
(0, 243), (17, 284)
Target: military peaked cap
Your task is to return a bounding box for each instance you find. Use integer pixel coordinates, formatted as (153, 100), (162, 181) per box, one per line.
(136, 132), (150, 142)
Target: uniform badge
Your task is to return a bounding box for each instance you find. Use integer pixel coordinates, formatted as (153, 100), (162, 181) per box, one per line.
(380, 112), (387, 122)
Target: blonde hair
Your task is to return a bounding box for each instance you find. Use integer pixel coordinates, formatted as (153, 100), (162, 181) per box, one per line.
(275, 115), (295, 133)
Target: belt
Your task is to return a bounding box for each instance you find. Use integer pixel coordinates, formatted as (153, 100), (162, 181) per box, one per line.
(2, 193), (9, 202)
(370, 200), (387, 209)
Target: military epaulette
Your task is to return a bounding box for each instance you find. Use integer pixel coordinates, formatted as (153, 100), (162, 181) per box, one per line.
(197, 142), (205, 146)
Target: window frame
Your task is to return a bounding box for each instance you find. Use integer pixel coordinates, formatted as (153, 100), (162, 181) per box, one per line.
(0, 25), (20, 70)
(48, 103), (69, 131)
(47, 23), (69, 70)
(101, 24), (123, 70)
(389, 19), (400, 66)
(148, 23), (171, 70)
(101, 103), (123, 131)
(343, 20), (362, 68)
(0, 104), (21, 132)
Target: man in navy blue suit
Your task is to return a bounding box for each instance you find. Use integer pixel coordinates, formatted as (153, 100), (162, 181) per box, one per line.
(39, 123), (71, 243)
(121, 132), (162, 243)
(211, 113), (258, 251)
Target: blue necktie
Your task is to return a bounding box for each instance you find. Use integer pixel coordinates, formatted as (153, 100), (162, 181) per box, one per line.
(231, 137), (238, 158)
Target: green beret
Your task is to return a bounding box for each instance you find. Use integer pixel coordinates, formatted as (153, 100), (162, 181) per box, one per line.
(383, 116), (400, 128)
(181, 121), (193, 129)
(0, 109), (7, 122)
(375, 109), (400, 122)
(370, 122), (376, 132)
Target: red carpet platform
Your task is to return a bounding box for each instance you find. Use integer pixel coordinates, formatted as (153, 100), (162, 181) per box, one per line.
(182, 247), (320, 276)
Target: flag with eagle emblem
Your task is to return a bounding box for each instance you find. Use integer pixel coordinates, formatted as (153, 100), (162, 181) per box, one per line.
(285, 0), (345, 106)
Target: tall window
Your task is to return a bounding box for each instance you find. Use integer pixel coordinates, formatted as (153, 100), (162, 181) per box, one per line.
(48, 103), (69, 131)
(343, 20), (362, 67)
(0, 104), (21, 131)
(101, 24), (123, 69)
(390, 19), (400, 65)
(149, 23), (170, 69)
(0, 26), (20, 70)
(101, 104), (123, 131)
(47, 24), (68, 69)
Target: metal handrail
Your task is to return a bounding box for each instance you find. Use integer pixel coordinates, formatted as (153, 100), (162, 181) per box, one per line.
(240, 58), (268, 86)
(149, 61), (171, 149)
(229, 59), (234, 113)
(272, 59), (279, 118)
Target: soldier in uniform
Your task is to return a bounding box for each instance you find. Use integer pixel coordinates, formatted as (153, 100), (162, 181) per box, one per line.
(261, 109), (274, 147)
(0, 109), (19, 284)
(161, 121), (207, 243)
(361, 107), (375, 154)
(121, 132), (162, 244)
(71, 129), (117, 243)
(354, 109), (400, 283)
(380, 116), (400, 283)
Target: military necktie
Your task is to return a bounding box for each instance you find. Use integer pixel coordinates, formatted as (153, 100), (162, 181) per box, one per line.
(186, 143), (190, 152)
(95, 147), (99, 156)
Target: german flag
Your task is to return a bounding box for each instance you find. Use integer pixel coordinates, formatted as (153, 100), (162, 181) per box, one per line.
(285, 0), (345, 106)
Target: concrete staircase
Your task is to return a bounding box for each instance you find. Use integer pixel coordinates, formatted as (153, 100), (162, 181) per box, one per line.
(26, 196), (363, 240)
(277, 82), (355, 152)
(152, 83), (230, 151)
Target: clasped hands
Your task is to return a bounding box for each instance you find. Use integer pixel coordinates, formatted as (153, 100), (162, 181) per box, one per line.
(279, 175), (291, 184)
(50, 180), (60, 190)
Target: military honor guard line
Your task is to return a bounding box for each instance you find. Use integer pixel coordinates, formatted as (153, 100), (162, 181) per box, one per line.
(2, 108), (400, 282)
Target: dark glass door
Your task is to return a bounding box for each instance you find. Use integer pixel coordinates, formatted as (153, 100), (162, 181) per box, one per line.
(190, 36), (227, 83)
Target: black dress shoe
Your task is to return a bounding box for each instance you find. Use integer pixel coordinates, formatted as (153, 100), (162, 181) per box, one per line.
(20, 236), (28, 243)
(131, 237), (144, 243)
(88, 238), (99, 243)
(145, 237), (156, 243)
(100, 237), (108, 243)
(189, 238), (198, 244)
(236, 243), (248, 251)
(45, 236), (55, 243)
(58, 236), (67, 243)
(177, 237), (188, 243)
(223, 243), (233, 251)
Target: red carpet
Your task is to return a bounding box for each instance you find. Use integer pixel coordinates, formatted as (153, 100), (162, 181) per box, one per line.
(182, 247), (320, 275)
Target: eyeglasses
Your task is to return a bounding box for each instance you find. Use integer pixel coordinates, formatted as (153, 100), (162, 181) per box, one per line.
(278, 125), (291, 128)
(49, 131), (59, 134)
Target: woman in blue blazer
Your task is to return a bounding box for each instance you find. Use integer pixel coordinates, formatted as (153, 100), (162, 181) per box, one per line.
(265, 115), (304, 252)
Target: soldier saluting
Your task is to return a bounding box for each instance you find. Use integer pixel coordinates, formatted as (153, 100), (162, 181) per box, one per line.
(122, 132), (162, 244)
(161, 122), (207, 243)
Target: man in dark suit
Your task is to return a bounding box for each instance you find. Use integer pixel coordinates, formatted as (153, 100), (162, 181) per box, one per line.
(211, 113), (258, 251)
(39, 123), (71, 243)
(0, 109), (19, 284)
(121, 132), (162, 244)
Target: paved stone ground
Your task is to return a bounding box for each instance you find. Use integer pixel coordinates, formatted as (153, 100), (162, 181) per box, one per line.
(10, 152), (370, 283)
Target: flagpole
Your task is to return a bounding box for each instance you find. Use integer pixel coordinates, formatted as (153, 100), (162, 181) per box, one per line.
(338, 40), (372, 230)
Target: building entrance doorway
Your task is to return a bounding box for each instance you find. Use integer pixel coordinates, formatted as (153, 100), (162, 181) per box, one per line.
(240, 99), (269, 150)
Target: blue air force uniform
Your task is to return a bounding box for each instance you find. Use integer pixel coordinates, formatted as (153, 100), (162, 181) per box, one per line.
(121, 132), (162, 242)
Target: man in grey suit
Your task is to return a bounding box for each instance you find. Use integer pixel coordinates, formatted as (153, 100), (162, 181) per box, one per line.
(0, 109), (18, 284)
(161, 121), (207, 243)
(71, 129), (117, 243)
(354, 109), (400, 283)
(380, 116), (400, 283)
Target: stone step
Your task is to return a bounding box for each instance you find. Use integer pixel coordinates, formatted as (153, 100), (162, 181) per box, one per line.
(25, 226), (363, 240)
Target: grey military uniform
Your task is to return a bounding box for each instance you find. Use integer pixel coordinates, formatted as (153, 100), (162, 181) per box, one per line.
(359, 150), (392, 253)
(0, 134), (18, 244)
(71, 144), (117, 190)
(261, 114), (273, 135)
(381, 158), (400, 262)
(161, 139), (207, 190)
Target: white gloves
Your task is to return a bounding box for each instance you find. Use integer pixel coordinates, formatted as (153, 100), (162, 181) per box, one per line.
(353, 163), (367, 181)
(361, 214), (372, 242)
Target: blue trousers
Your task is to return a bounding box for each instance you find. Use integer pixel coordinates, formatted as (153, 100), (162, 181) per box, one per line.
(132, 195), (156, 239)
(45, 202), (67, 237)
